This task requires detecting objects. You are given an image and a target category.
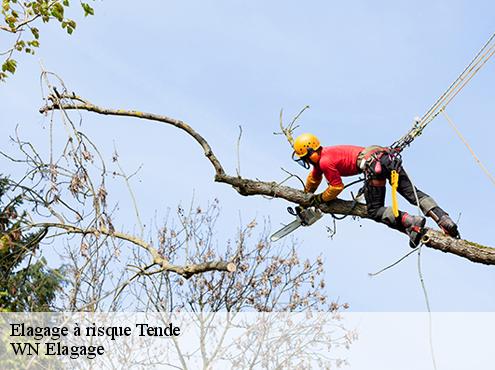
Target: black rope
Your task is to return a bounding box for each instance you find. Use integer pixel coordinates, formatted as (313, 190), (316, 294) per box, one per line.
(329, 178), (365, 220)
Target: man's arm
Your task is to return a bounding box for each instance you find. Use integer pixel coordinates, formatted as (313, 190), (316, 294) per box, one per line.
(320, 183), (345, 201)
(311, 165), (344, 205)
(305, 171), (322, 193)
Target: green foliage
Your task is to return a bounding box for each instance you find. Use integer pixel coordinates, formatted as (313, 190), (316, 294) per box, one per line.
(0, 176), (67, 312)
(0, 257), (67, 312)
(81, 2), (94, 16)
(0, 0), (96, 81)
(1, 58), (16, 73)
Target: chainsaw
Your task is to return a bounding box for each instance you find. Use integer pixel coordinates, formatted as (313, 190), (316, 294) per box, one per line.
(270, 206), (323, 242)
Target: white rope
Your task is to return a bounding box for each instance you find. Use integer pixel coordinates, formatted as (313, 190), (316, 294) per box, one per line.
(421, 32), (495, 126)
(393, 31), (495, 151)
(442, 110), (495, 187)
(406, 169), (438, 370)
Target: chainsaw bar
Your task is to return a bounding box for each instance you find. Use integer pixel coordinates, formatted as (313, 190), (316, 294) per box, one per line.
(270, 220), (303, 242)
(270, 207), (323, 242)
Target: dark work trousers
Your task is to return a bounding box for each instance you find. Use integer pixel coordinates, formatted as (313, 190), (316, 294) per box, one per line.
(363, 154), (432, 231)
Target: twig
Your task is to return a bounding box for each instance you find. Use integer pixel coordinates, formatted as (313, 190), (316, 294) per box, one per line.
(280, 167), (306, 189)
(236, 125), (243, 177)
(273, 105), (310, 147)
(368, 247), (419, 277)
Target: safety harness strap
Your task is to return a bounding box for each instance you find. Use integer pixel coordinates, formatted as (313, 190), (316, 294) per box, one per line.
(356, 145), (386, 171)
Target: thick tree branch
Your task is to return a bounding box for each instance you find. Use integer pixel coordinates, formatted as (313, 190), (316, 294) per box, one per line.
(40, 94), (495, 266)
(32, 222), (236, 278)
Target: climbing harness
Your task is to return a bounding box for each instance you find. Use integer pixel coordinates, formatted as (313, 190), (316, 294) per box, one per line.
(358, 146), (402, 216)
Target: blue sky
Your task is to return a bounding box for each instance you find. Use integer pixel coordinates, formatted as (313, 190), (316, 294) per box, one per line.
(1, 0), (494, 311)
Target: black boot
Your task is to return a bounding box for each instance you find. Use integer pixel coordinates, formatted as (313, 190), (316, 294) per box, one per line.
(401, 213), (426, 248)
(427, 207), (460, 239)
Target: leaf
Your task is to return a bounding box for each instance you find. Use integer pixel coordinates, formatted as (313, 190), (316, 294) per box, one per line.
(81, 2), (94, 16)
(51, 2), (64, 22)
(30, 27), (40, 39)
(5, 15), (16, 27)
(2, 1), (10, 12)
(28, 39), (39, 48)
(14, 40), (25, 51)
(1, 59), (17, 74)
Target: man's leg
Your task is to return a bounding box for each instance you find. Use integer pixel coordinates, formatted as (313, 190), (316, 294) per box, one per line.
(364, 178), (425, 247)
(395, 167), (460, 238)
(364, 179), (400, 230)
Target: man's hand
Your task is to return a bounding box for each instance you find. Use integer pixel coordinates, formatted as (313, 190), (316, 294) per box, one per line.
(310, 193), (324, 207)
(310, 185), (344, 206)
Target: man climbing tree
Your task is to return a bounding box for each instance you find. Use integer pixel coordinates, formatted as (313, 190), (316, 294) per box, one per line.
(37, 79), (495, 266)
(292, 133), (460, 247)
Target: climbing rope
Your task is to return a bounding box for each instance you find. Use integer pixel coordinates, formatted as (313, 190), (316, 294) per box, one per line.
(407, 169), (438, 370)
(386, 31), (495, 215)
(370, 169), (439, 370)
(366, 32), (495, 370)
(442, 110), (495, 187)
(391, 31), (495, 153)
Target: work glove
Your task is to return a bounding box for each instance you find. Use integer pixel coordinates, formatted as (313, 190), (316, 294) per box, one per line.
(309, 193), (324, 207)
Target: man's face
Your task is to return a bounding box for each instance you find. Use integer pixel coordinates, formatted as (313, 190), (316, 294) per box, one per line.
(307, 149), (321, 165)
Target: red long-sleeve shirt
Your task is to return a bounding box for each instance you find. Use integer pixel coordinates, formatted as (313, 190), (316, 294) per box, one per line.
(311, 145), (364, 186)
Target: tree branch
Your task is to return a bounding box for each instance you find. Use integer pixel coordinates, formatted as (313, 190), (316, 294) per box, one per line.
(40, 94), (225, 176)
(32, 222), (236, 279)
(40, 93), (495, 266)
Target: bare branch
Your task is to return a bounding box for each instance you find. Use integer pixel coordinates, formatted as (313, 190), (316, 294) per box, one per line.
(273, 105), (310, 147)
(31, 222), (236, 278)
(40, 93), (226, 177)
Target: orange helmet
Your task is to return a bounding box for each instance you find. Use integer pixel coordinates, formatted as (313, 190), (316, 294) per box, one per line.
(293, 133), (321, 157)
(292, 133), (321, 168)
